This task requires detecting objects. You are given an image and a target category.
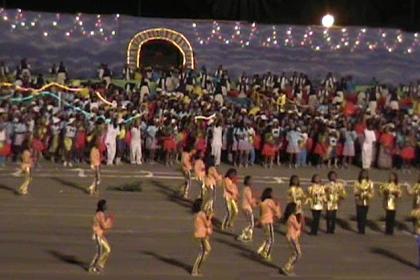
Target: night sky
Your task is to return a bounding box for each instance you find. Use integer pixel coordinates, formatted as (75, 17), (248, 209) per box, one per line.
(1, 0), (419, 31)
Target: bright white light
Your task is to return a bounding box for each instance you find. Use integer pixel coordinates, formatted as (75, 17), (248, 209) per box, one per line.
(315, 46), (320, 51)
(361, 28), (366, 33)
(336, 44), (341, 49)
(326, 37), (331, 42)
(225, 40), (230, 44)
(287, 30), (291, 35)
(236, 30), (240, 35)
(11, 24), (16, 29)
(65, 32), (70, 36)
(116, 14), (120, 18)
(99, 28), (103, 32)
(43, 31), (48, 37)
(90, 31), (95, 35)
(251, 22), (255, 27)
(321, 14), (334, 28)
(216, 26), (220, 31)
(79, 21), (83, 26)
(211, 29), (215, 34)
(192, 23), (196, 28)
(234, 25), (239, 30)
(407, 48), (412, 53)
(382, 33), (386, 38)
(245, 41), (249, 46)
(75, 16), (79, 21)
(414, 33), (418, 38)
(3, 16), (8, 21)
(20, 22), (25, 26)
(199, 40), (203, 44)
(31, 21), (35, 26)
(341, 28), (346, 33)
(267, 37), (271, 42)
(52, 21), (57, 26)
(355, 40), (360, 45)
(273, 40), (277, 44)
(111, 30), (116, 35)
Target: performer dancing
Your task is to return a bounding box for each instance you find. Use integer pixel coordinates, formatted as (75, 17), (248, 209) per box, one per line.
(281, 202), (303, 276)
(88, 140), (101, 195)
(201, 164), (222, 213)
(353, 169), (374, 234)
(410, 204), (420, 270)
(221, 168), (239, 231)
(257, 187), (281, 261)
(407, 174), (420, 209)
(379, 172), (402, 235)
(191, 199), (213, 277)
(307, 174), (326, 235)
(18, 143), (33, 195)
(237, 176), (258, 242)
(287, 175), (306, 214)
(324, 171), (347, 234)
(180, 147), (195, 199)
(89, 199), (114, 273)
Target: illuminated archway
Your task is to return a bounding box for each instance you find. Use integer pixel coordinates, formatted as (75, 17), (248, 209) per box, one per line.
(127, 28), (194, 69)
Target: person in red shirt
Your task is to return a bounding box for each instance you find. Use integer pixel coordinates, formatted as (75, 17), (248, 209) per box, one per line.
(191, 198), (213, 277)
(88, 199), (114, 273)
(257, 187), (281, 261)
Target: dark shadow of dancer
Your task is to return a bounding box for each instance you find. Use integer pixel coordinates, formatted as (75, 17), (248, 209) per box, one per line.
(366, 220), (383, 233)
(214, 237), (279, 269)
(370, 247), (418, 269)
(151, 180), (193, 209)
(395, 220), (411, 232)
(141, 250), (192, 273)
(335, 217), (357, 233)
(48, 250), (88, 270)
(0, 184), (20, 195)
(52, 177), (89, 194)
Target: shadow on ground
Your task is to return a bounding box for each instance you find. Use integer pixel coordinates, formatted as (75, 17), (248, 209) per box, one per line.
(141, 250), (192, 273)
(107, 181), (143, 192)
(47, 250), (88, 271)
(52, 177), (88, 194)
(0, 184), (20, 195)
(370, 247), (418, 269)
(214, 237), (279, 269)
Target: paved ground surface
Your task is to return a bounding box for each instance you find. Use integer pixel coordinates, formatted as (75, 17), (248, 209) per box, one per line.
(0, 163), (419, 279)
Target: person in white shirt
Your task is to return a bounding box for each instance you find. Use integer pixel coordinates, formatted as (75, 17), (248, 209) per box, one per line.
(130, 121), (142, 165)
(105, 121), (119, 165)
(211, 119), (223, 166)
(362, 123), (377, 169)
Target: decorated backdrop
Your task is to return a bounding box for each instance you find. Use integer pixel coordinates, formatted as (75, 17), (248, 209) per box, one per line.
(0, 8), (419, 83)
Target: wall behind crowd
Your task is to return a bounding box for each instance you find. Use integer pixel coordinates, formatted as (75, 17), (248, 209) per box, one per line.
(0, 9), (419, 84)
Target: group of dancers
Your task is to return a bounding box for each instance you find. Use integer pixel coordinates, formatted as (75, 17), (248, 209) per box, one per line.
(180, 147), (420, 276)
(11, 143), (420, 276)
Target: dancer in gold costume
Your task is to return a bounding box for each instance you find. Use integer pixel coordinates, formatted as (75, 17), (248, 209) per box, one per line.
(191, 199), (213, 277)
(221, 168), (239, 231)
(88, 140), (101, 195)
(324, 171), (346, 234)
(18, 144), (33, 195)
(257, 187), (281, 261)
(287, 175), (306, 214)
(88, 199), (114, 273)
(201, 163), (222, 213)
(237, 176), (258, 242)
(379, 172), (402, 235)
(410, 204), (420, 269)
(353, 169), (374, 234)
(180, 146), (195, 199)
(281, 202), (303, 276)
(307, 174), (326, 235)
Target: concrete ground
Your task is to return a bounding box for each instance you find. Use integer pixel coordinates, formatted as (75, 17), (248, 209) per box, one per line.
(0, 163), (419, 279)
